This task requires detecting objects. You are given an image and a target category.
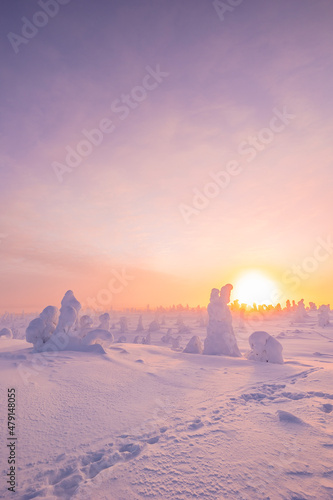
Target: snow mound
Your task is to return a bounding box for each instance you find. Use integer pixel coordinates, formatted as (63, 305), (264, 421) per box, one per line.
(0, 327), (13, 339)
(246, 331), (284, 364)
(82, 329), (114, 347)
(183, 336), (203, 354)
(203, 285), (241, 357)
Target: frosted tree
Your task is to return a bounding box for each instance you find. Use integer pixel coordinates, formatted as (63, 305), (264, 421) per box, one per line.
(26, 305), (59, 351)
(171, 336), (181, 349)
(119, 316), (128, 333)
(78, 315), (94, 338)
(40, 306), (59, 339)
(318, 305), (330, 327)
(148, 320), (159, 332)
(161, 329), (172, 344)
(136, 315), (144, 332)
(246, 331), (283, 364)
(294, 299), (307, 321)
(142, 332), (151, 345)
(80, 315), (93, 329)
(0, 327), (13, 339)
(203, 284), (241, 357)
(98, 313), (110, 331)
(183, 336), (203, 354)
(55, 291), (81, 334)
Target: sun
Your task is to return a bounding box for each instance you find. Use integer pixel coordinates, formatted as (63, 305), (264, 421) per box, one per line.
(233, 270), (280, 306)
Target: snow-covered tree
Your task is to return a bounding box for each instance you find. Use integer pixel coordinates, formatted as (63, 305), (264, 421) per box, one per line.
(318, 305), (330, 327)
(246, 331), (283, 364)
(203, 284), (241, 357)
(183, 335), (203, 354)
(0, 327), (12, 339)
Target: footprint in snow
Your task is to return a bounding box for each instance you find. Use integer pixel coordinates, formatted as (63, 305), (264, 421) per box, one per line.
(188, 418), (204, 430)
(277, 410), (305, 424)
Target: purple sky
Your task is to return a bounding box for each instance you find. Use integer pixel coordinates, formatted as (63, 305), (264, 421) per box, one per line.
(1, 0), (333, 311)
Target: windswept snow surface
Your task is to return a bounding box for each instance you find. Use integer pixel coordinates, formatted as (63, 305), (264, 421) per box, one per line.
(0, 311), (333, 499)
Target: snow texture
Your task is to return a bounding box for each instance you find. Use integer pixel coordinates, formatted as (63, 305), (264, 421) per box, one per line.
(1, 308), (333, 500)
(318, 305), (330, 327)
(136, 315), (144, 332)
(247, 331), (284, 364)
(183, 335), (203, 354)
(294, 299), (308, 321)
(55, 291), (81, 335)
(82, 328), (114, 347)
(26, 305), (60, 352)
(0, 327), (13, 339)
(203, 285), (241, 356)
(98, 313), (110, 331)
(119, 316), (128, 333)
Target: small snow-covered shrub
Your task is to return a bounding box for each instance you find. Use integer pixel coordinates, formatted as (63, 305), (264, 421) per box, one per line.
(26, 317), (50, 351)
(98, 313), (110, 331)
(161, 329), (172, 344)
(183, 336), (203, 354)
(119, 316), (128, 333)
(171, 336), (182, 349)
(246, 331), (283, 364)
(318, 305), (330, 327)
(148, 320), (159, 332)
(80, 315), (93, 329)
(136, 315), (144, 332)
(142, 333), (151, 345)
(82, 329), (114, 347)
(294, 299), (308, 322)
(0, 327), (13, 339)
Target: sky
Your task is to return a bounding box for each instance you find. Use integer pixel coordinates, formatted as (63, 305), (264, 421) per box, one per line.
(0, 0), (332, 312)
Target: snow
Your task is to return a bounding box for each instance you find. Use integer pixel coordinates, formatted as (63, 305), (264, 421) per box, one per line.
(119, 316), (128, 333)
(82, 328), (114, 347)
(136, 315), (144, 332)
(1, 306), (333, 499)
(294, 299), (308, 322)
(98, 313), (110, 331)
(203, 285), (241, 356)
(246, 331), (284, 364)
(183, 335), (203, 354)
(0, 328), (12, 339)
(318, 305), (330, 327)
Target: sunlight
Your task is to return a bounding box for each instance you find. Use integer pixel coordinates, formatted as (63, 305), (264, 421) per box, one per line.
(233, 270), (280, 306)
